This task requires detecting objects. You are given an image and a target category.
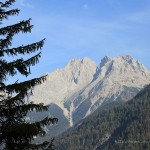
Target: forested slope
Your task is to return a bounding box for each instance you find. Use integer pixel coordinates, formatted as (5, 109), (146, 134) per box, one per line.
(53, 84), (150, 150)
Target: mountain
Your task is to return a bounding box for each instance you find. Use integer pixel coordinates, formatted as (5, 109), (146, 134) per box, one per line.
(29, 57), (97, 136)
(29, 55), (150, 137)
(54, 84), (150, 150)
(72, 55), (150, 123)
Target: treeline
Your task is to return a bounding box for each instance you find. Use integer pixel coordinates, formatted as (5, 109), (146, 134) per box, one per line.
(53, 84), (150, 150)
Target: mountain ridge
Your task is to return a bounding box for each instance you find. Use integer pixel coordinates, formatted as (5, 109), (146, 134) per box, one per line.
(71, 55), (150, 123)
(29, 55), (150, 137)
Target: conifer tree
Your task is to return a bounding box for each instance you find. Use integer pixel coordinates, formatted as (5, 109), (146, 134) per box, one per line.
(0, 0), (58, 149)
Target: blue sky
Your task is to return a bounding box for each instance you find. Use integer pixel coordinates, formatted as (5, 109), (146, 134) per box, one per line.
(2, 0), (150, 82)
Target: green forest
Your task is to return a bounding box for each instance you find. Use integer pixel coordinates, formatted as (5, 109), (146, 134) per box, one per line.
(54, 84), (150, 150)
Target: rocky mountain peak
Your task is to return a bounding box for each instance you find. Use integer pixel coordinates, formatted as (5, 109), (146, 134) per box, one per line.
(120, 55), (134, 62)
(99, 56), (112, 68)
(112, 55), (136, 66)
(93, 55), (149, 79)
(66, 57), (96, 68)
(82, 57), (94, 63)
(67, 58), (81, 66)
(65, 57), (96, 83)
(29, 55), (150, 130)
(71, 56), (150, 123)
(111, 55), (150, 77)
(30, 57), (96, 106)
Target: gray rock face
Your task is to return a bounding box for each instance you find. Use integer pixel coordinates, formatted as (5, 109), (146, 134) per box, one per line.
(29, 55), (150, 136)
(29, 57), (96, 126)
(72, 55), (150, 123)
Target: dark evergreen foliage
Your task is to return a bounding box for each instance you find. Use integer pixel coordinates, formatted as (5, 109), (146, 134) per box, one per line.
(54, 85), (150, 150)
(0, 1), (58, 149)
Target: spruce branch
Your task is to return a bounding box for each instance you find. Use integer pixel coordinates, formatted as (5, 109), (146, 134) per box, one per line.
(0, 52), (43, 81)
(0, 19), (33, 36)
(0, 39), (45, 56)
(0, 9), (20, 21)
(34, 117), (58, 127)
(0, 33), (13, 49)
(0, 0), (15, 8)
(0, 75), (47, 93)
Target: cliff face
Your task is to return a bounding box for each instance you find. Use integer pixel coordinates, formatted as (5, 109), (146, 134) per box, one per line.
(29, 55), (150, 137)
(29, 57), (96, 128)
(72, 55), (150, 123)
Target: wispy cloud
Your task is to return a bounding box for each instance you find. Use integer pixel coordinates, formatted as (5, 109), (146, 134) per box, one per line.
(127, 9), (150, 24)
(17, 0), (34, 9)
(30, 13), (133, 54)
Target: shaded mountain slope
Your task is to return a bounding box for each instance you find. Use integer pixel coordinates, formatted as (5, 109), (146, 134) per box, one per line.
(54, 84), (150, 150)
